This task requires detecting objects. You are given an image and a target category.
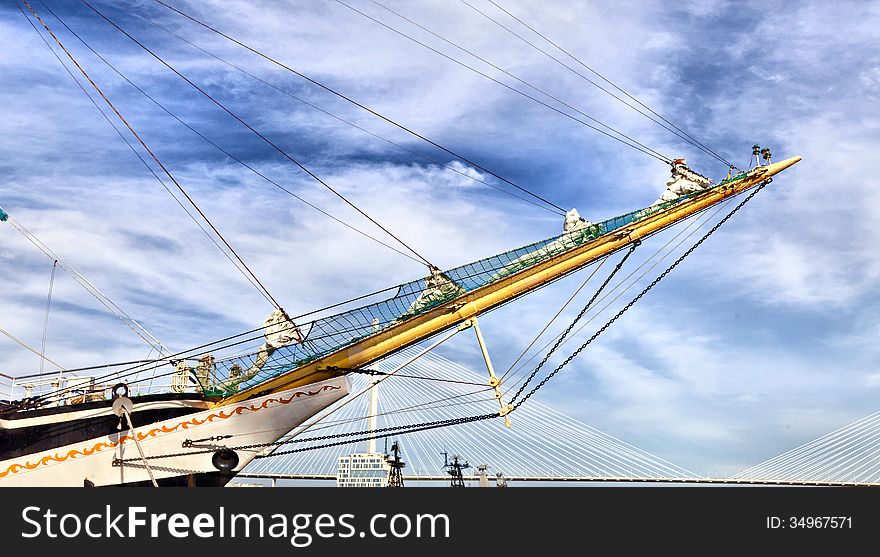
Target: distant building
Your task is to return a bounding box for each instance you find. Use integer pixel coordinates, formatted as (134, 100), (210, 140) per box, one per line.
(337, 453), (390, 487)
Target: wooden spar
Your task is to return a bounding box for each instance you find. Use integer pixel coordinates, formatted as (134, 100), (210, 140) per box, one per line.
(217, 156), (801, 406)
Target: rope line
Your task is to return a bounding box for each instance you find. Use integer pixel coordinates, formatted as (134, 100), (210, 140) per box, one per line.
(131, 11), (561, 216)
(19, 0), (283, 310)
(480, 0), (737, 169)
(337, 366), (489, 387)
(500, 197), (733, 395)
(12, 21), (273, 313)
(335, 0), (672, 164)
(149, 0), (567, 215)
(39, 260), (57, 375)
(35, 0), (424, 265)
(79, 0), (435, 270)
(0, 324), (66, 372)
(500, 255), (609, 381)
(508, 241), (638, 404)
(512, 182), (767, 410)
(7, 215), (171, 356)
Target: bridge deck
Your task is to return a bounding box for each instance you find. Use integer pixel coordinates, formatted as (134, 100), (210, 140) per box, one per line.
(235, 472), (879, 487)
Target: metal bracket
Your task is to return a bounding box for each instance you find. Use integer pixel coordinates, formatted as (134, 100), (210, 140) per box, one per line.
(470, 316), (512, 427)
(182, 434), (233, 449)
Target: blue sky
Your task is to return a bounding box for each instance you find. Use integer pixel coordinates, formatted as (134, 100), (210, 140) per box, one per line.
(1, 0), (878, 476)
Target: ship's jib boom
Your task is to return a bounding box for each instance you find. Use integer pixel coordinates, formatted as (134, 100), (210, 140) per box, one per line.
(215, 156), (800, 406)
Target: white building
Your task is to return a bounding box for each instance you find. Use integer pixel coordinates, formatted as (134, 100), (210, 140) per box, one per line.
(336, 453), (390, 487)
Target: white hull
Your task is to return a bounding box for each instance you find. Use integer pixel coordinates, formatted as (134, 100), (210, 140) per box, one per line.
(0, 376), (350, 486)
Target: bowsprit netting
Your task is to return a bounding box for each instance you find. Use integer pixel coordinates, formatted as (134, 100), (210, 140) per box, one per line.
(203, 188), (717, 396)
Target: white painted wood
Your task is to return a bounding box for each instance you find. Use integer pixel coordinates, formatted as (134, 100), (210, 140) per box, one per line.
(0, 376), (350, 486)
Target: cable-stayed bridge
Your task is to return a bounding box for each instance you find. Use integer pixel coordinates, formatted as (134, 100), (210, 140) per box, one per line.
(730, 411), (880, 485)
(244, 346), (696, 482)
(241, 347), (880, 486)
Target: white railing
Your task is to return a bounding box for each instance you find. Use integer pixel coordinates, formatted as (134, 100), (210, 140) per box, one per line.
(0, 366), (196, 408)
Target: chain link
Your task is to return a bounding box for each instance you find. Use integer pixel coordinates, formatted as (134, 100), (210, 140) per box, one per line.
(260, 413), (497, 458)
(115, 412), (497, 464)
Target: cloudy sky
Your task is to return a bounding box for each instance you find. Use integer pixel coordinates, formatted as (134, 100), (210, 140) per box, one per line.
(1, 0), (878, 476)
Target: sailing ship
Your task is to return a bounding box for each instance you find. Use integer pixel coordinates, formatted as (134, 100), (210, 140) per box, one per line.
(0, 154), (799, 486)
(0, 1), (800, 486)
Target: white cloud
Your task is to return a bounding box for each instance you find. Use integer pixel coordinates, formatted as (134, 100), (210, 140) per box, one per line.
(1, 0), (878, 477)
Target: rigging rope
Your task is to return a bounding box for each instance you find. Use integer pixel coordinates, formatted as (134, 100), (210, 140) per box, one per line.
(114, 412), (498, 465)
(0, 324), (66, 372)
(8, 2), (316, 401)
(276, 328), (485, 440)
(2, 358), (158, 377)
(501, 197), (733, 395)
(15, 10), (274, 312)
(334, 366), (489, 387)
(478, 0), (738, 170)
(78, 0), (436, 271)
(19, 0), (283, 311)
(335, 0), (672, 164)
(114, 181), (769, 465)
(4, 212), (171, 356)
(149, 0), (568, 215)
(507, 241), (638, 404)
(39, 260), (57, 375)
(251, 350), (697, 479)
(512, 182), (767, 410)
(500, 255), (609, 381)
(296, 388), (496, 436)
(35, 0), (424, 265)
(130, 11), (561, 216)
